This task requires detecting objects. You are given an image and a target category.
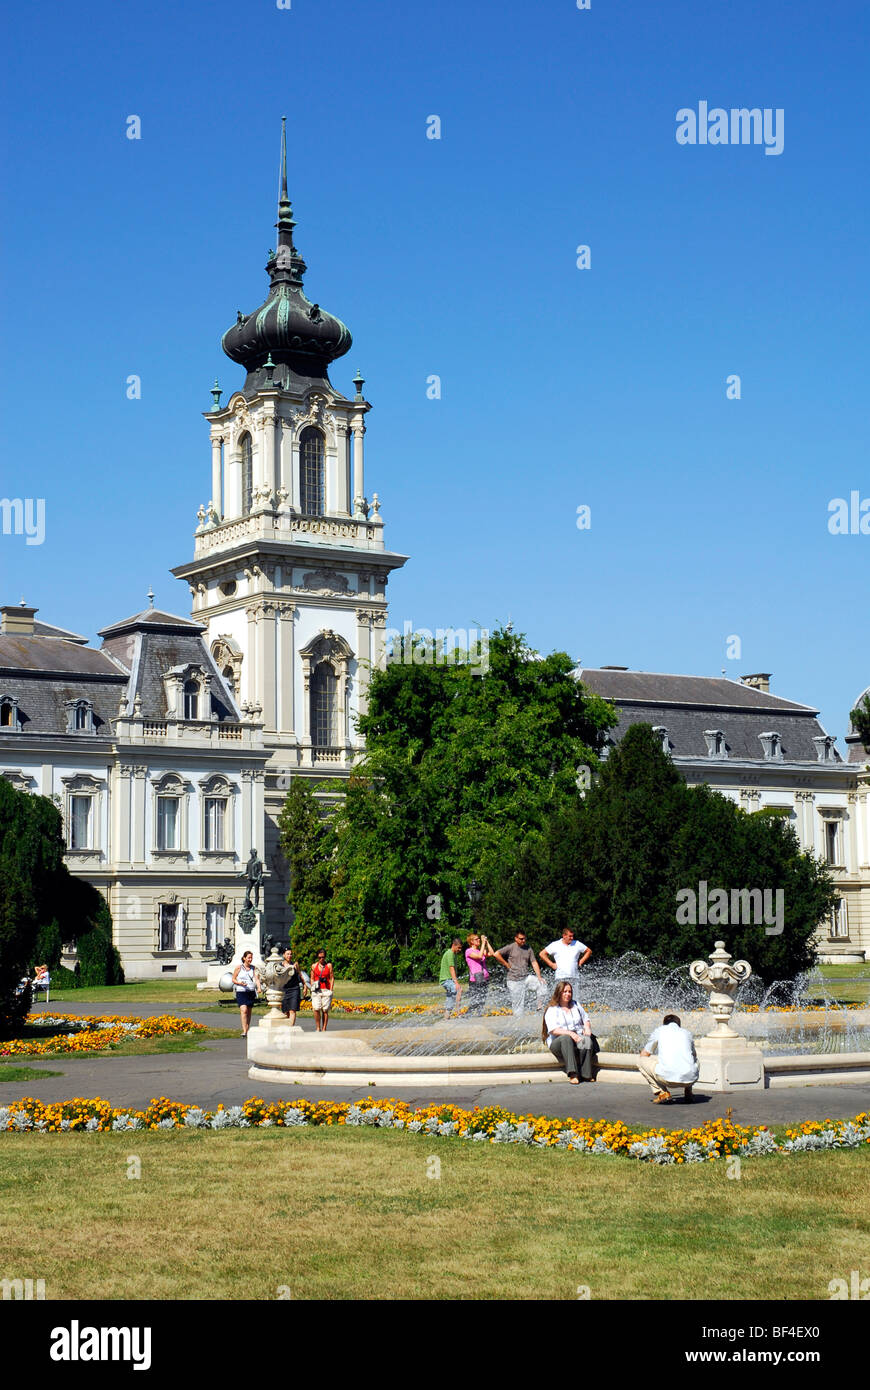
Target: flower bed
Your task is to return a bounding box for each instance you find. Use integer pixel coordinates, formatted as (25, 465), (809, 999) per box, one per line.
(1, 1094), (867, 1162)
(294, 1000), (512, 1018)
(0, 1014), (206, 1057)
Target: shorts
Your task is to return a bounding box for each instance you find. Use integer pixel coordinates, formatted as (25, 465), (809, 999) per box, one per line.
(311, 989), (333, 1012)
(235, 989), (257, 1007)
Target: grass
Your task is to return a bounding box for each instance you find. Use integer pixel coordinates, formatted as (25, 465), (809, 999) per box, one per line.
(39, 964), (870, 1010)
(815, 964), (870, 1006)
(0, 1066), (63, 1083)
(0, 1129), (867, 1300)
(38, 978), (436, 1008)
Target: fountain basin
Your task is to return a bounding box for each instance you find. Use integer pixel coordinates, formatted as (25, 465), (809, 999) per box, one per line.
(246, 1024), (870, 1089)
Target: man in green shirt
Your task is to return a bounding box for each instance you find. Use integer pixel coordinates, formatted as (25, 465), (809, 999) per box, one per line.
(439, 939), (463, 1017)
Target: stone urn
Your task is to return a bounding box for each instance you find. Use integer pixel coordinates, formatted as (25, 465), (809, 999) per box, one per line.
(689, 940), (752, 1038)
(260, 944), (292, 1022)
(689, 942), (764, 1092)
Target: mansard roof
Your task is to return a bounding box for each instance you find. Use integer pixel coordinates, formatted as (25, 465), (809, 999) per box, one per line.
(576, 668), (815, 714)
(577, 668), (839, 765)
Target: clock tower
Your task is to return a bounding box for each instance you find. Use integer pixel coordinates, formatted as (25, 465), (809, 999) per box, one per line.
(172, 121), (407, 921)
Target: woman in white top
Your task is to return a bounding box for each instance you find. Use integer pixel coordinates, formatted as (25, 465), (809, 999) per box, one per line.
(231, 950), (262, 1037)
(542, 981), (594, 1083)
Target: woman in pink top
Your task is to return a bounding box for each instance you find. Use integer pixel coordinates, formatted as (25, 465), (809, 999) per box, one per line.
(465, 933), (493, 1015)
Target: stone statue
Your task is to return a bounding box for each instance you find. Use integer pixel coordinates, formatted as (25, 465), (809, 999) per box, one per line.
(242, 848), (264, 910)
(215, 937), (234, 966)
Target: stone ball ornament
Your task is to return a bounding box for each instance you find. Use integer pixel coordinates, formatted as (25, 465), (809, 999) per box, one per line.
(218, 971), (234, 993)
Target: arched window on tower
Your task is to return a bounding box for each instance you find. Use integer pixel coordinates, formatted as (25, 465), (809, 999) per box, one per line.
(300, 427), (325, 516)
(310, 662), (338, 748)
(240, 432), (253, 516)
(222, 664), (235, 696)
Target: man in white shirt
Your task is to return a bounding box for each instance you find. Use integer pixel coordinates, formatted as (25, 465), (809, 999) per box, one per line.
(539, 928), (592, 996)
(638, 1013), (700, 1103)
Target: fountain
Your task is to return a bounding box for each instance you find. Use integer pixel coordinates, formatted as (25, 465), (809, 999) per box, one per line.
(246, 943), (870, 1091)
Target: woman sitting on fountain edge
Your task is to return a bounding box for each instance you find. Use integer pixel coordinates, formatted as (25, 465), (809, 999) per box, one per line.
(542, 982), (595, 1083)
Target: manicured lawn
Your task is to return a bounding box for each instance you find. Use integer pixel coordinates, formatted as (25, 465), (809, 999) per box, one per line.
(39, 978), (436, 1008)
(0, 1066), (63, 1084)
(0, 1129), (867, 1300)
(816, 964), (870, 1006)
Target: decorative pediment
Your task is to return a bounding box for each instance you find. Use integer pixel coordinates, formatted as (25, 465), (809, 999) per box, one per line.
(199, 773), (235, 796)
(1, 769), (35, 792)
(153, 772), (187, 795)
(299, 568), (350, 596)
(60, 773), (104, 791)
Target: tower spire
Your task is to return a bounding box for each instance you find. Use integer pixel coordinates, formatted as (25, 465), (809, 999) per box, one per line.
(280, 115), (288, 202)
(275, 116), (297, 259)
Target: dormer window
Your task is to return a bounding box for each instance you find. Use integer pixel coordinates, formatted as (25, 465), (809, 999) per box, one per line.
(65, 698), (94, 734)
(813, 735), (837, 764)
(183, 680), (200, 720)
(0, 694), (21, 731)
(759, 731), (783, 761)
(651, 725), (671, 756)
(704, 729), (727, 759)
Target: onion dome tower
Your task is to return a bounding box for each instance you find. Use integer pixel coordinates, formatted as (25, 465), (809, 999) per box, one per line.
(221, 119), (352, 395)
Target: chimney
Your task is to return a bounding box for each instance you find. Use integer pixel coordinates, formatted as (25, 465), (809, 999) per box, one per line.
(741, 673), (771, 693)
(1, 602), (38, 636)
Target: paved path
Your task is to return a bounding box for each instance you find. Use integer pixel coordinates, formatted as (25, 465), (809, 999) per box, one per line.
(3, 1033), (869, 1128)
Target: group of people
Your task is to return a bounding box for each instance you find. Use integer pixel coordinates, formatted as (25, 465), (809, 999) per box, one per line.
(231, 947), (334, 1037)
(439, 925), (592, 1018)
(440, 925), (700, 1098)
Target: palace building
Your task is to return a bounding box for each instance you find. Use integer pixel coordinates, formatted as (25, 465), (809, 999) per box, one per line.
(1, 125), (867, 972)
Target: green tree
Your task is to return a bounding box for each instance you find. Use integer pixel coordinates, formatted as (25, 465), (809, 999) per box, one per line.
(277, 628), (617, 980)
(0, 780), (122, 1033)
(488, 723), (836, 981)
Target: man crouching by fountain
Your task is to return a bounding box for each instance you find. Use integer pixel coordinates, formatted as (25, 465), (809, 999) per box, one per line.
(638, 1014), (699, 1103)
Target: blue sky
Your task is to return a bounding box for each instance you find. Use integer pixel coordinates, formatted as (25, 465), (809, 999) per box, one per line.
(1, 0), (868, 739)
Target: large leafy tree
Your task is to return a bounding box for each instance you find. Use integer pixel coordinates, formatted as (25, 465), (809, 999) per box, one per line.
(0, 779), (121, 1033)
(487, 723), (836, 981)
(278, 628), (617, 979)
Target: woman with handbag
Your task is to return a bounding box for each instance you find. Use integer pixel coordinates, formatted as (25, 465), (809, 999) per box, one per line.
(542, 981), (595, 1083)
(281, 947), (305, 1025)
(232, 950), (261, 1037)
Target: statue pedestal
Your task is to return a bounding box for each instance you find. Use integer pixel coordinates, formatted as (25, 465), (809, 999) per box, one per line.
(696, 1033), (765, 1092)
(235, 908), (264, 968)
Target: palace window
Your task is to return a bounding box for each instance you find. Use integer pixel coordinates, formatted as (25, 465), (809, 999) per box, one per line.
(204, 796), (226, 851)
(183, 680), (200, 720)
(300, 427), (325, 516)
(158, 903), (183, 951)
(240, 432), (253, 516)
(310, 662), (338, 747)
(824, 819), (841, 866)
(205, 902), (227, 952)
(69, 795), (93, 850)
(828, 899), (848, 939)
